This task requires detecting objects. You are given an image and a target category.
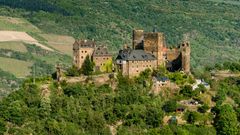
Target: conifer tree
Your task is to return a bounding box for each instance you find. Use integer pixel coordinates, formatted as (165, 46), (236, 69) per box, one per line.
(81, 55), (94, 75)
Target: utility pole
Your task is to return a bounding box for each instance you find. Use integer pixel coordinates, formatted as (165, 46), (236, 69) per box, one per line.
(33, 47), (36, 84)
(33, 62), (36, 85)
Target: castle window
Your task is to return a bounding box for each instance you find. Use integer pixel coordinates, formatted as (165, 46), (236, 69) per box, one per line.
(81, 56), (84, 59)
(81, 51), (84, 53)
(85, 51), (87, 53)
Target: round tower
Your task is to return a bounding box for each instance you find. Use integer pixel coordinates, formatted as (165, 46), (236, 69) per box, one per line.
(180, 41), (191, 74)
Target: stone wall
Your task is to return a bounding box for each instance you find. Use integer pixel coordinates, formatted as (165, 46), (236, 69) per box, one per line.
(180, 42), (191, 74)
(144, 32), (165, 66)
(132, 30), (144, 49)
(127, 60), (157, 77)
(166, 48), (180, 61)
(93, 55), (112, 72)
(73, 47), (94, 69)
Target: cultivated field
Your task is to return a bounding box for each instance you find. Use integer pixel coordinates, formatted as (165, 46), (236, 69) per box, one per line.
(0, 16), (40, 32)
(0, 41), (27, 52)
(0, 57), (33, 78)
(0, 31), (54, 51)
(40, 34), (75, 56)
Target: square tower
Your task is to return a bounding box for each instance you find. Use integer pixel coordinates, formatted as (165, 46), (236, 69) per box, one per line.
(73, 40), (95, 69)
(143, 32), (165, 66)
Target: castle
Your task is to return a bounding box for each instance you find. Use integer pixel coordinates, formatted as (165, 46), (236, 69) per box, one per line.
(73, 40), (112, 72)
(73, 29), (190, 77)
(115, 29), (191, 77)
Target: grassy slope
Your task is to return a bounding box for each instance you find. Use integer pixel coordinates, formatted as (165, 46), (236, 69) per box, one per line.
(0, 15), (72, 94)
(0, 57), (32, 77)
(0, 41), (27, 52)
(40, 34), (74, 56)
(0, 16), (40, 32)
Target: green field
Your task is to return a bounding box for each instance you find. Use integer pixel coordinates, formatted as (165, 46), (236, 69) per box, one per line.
(0, 16), (41, 32)
(0, 57), (32, 78)
(0, 41), (27, 52)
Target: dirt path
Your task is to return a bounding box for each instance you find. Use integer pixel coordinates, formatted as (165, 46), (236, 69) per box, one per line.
(41, 84), (51, 101)
(0, 31), (54, 51)
(109, 120), (123, 135)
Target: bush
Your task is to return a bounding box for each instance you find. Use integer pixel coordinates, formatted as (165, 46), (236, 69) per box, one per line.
(162, 100), (177, 113)
(198, 104), (210, 113)
(66, 66), (80, 76)
(180, 85), (195, 97)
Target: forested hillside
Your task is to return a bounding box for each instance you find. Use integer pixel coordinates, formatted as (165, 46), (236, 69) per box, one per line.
(0, 65), (239, 134)
(0, 0), (239, 70)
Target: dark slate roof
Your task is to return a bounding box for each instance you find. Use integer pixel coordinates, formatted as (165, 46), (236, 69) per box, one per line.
(93, 46), (112, 56)
(155, 76), (169, 82)
(73, 40), (95, 50)
(116, 48), (156, 61)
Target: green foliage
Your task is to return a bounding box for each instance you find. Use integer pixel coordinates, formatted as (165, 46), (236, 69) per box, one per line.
(145, 106), (163, 128)
(101, 59), (113, 73)
(214, 60), (240, 72)
(214, 104), (239, 135)
(0, 118), (6, 135)
(186, 112), (199, 124)
(66, 66), (80, 76)
(196, 84), (207, 93)
(162, 100), (177, 113)
(198, 104), (210, 113)
(81, 55), (94, 75)
(180, 85), (198, 98)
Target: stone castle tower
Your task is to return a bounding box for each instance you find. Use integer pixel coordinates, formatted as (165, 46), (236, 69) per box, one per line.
(73, 40), (95, 69)
(132, 30), (166, 66)
(180, 41), (191, 74)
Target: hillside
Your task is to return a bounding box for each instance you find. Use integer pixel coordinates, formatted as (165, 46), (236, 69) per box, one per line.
(0, 64), (239, 134)
(0, 16), (73, 97)
(0, 0), (239, 70)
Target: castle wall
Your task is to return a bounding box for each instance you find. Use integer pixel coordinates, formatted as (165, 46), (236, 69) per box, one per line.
(93, 55), (112, 72)
(73, 47), (94, 69)
(133, 30), (144, 49)
(127, 59), (157, 77)
(166, 48), (180, 61)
